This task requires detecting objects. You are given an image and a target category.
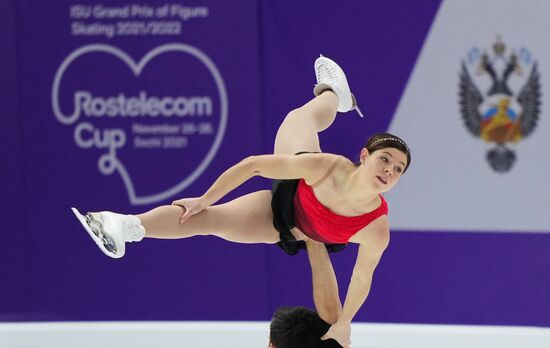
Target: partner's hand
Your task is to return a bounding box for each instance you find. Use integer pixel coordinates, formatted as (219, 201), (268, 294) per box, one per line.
(322, 321), (351, 348)
(305, 239), (325, 249)
(171, 197), (207, 224)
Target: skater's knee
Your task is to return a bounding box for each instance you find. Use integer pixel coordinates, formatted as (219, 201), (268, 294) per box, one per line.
(283, 109), (315, 128)
(283, 109), (302, 123)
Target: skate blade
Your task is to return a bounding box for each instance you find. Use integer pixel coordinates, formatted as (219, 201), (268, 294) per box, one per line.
(71, 207), (121, 259)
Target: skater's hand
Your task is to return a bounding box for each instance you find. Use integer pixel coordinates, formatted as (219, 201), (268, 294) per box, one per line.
(322, 321), (351, 348)
(171, 197), (207, 224)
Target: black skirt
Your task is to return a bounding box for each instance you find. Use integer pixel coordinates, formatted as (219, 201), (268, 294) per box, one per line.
(270, 153), (347, 256)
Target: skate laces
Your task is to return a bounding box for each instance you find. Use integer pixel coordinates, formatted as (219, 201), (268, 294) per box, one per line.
(316, 63), (338, 83)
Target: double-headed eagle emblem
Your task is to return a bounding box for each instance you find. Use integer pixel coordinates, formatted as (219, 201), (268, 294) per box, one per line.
(459, 37), (541, 172)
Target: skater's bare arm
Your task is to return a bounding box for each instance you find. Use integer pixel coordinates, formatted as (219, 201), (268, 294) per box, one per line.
(202, 153), (339, 206)
(332, 218), (389, 321)
(321, 218), (389, 344)
(172, 154), (340, 223)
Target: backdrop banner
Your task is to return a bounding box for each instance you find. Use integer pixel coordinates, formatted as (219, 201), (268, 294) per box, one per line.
(3, 0), (549, 327)
(387, 0), (550, 232)
(14, 0), (268, 320)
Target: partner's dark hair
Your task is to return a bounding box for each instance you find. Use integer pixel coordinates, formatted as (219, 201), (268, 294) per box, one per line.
(362, 133), (411, 173)
(270, 306), (330, 348)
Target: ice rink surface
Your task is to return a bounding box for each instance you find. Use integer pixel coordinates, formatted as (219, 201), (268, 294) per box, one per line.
(2, 321), (549, 348)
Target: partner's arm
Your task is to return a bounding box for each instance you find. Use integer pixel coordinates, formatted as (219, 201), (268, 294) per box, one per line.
(305, 240), (342, 324)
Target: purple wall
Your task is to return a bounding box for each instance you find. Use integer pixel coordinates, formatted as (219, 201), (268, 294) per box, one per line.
(2, 0), (549, 326)
(0, 0), (33, 319)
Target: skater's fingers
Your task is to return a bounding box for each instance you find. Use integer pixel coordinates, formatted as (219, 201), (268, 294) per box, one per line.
(171, 201), (188, 224)
(179, 209), (194, 224)
(172, 197), (204, 224)
(180, 213), (194, 224)
(172, 201), (183, 207)
(172, 201), (191, 214)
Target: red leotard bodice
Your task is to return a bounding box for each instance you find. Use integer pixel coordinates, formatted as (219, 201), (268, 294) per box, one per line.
(293, 179), (388, 244)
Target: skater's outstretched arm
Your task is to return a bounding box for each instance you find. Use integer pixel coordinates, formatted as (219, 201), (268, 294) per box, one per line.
(323, 217), (389, 342)
(172, 153), (340, 223)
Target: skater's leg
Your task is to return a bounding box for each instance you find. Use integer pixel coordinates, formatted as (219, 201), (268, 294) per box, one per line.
(138, 191), (279, 244)
(273, 91), (339, 155)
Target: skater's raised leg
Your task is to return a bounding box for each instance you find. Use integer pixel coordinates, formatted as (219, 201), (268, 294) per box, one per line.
(274, 55), (361, 156)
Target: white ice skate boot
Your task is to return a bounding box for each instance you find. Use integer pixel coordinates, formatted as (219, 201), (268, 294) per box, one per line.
(313, 55), (364, 117)
(71, 207), (145, 259)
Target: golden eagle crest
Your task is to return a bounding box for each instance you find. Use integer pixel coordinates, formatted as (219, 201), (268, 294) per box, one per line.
(459, 37), (541, 172)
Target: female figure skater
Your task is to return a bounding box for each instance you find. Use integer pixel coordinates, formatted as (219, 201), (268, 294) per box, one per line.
(72, 55), (410, 343)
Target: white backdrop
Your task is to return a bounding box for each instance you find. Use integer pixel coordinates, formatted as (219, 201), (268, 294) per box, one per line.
(386, 0), (550, 232)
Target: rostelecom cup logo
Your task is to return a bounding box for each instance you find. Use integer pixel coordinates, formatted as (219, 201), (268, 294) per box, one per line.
(52, 43), (228, 204)
(459, 37), (541, 172)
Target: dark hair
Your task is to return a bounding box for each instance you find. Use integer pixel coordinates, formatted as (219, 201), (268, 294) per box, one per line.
(269, 306), (331, 348)
(362, 133), (411, 173)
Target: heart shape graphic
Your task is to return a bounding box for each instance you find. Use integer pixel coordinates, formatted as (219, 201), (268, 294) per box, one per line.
(52, 43), (228, 205)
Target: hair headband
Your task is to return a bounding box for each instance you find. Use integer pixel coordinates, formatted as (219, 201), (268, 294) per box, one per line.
(369, 137), (409, 152)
